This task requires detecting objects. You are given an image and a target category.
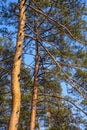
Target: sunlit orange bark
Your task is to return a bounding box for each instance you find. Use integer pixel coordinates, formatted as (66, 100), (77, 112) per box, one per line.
(8, 0), (26, 130)
(30, 20), (39, 130)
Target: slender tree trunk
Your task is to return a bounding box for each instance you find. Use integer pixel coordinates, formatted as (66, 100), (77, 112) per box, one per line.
(8, 0), (26, 130)
(30, 20), (39, 130)
(48, 112), (51, 129)
(37, 122), (40, 130)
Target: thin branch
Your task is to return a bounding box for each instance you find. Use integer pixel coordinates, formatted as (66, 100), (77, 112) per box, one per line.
(39, 41), (85, 96)
(27, 4), (87, 45)
(39, 93), (87, 116)
(25, 34), (36, 40)
(26, 23), (36, 34)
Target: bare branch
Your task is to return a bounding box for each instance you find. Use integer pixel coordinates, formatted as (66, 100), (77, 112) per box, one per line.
(27, 4), (87, 45)
(25, 33), (36, 40)
(39, 93), (87, 116)
(39, 41), (85, 96)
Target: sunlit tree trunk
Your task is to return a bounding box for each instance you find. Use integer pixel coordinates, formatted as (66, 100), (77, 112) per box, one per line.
(8, 0), (26, 130)
(30, 20), (39, 130)
(48, 112), (51, 129)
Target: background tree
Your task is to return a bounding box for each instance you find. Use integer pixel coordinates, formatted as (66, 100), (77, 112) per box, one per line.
(8, 0), (26, 130)
(0, 0), (87, 130)
(25, 0), (87, 129)
(0, 37), (14, 129)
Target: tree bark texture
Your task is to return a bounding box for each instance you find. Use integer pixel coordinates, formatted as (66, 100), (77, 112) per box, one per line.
(8, 0), (26, 130)
(30, 20), (39, 130)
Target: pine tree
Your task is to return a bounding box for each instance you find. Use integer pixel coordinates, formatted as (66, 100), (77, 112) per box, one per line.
(30, 19), (39, 130)
(25, 0), (87, 129)
(8, 0), (26, 130)
(0, 0), (87, 129)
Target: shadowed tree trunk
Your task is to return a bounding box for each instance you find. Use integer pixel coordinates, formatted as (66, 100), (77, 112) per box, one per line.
(30, 20), (39, 130)
(37, 121), (40, 130)
(8, 0), (26, 130)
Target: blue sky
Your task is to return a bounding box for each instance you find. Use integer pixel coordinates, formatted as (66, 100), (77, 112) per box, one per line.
(1, 0), (87, 129)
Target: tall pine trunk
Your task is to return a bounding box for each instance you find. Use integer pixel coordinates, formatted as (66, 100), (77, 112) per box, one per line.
(30, 20), (39, 130)
(8, 0), (26, 130)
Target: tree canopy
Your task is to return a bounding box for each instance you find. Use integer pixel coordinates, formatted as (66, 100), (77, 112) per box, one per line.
(0, 0), (87, 130)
